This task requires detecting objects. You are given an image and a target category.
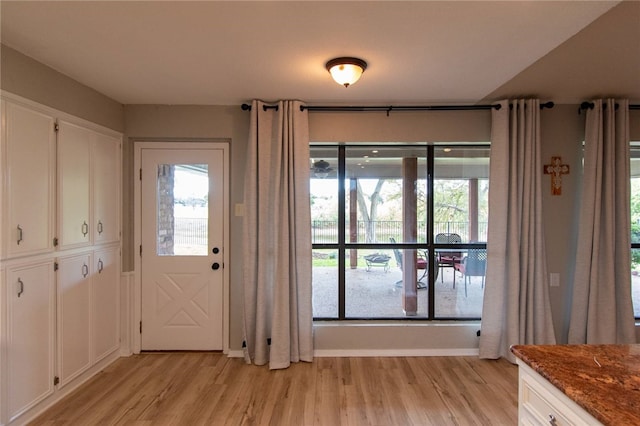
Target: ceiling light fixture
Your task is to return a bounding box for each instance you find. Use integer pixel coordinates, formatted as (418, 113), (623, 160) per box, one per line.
(325, 57), (367, 88)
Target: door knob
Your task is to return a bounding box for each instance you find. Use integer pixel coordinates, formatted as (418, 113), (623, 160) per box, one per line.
(212, 247), (220, 254)
(212, 262), (220, 270)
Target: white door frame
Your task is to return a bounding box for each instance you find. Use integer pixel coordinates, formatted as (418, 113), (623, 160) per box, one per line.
(133, 141), (229, 354)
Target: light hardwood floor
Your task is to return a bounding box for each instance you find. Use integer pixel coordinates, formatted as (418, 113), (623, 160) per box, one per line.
(30, 353), (518, 425)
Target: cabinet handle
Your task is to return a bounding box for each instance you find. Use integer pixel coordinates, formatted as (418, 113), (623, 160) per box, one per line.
(82, 263), (89, 278)
(17, 225), (23, 245)
(548, 414), (557, 425)
(17, 278), (24, 297)
(82, 221), (89, 237)
(97, 220), (104, 235)
(97, 259), (104, 273)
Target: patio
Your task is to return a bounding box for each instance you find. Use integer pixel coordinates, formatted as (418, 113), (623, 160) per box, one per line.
(313, 262), (640, 319)
(312, 263), (485, 319)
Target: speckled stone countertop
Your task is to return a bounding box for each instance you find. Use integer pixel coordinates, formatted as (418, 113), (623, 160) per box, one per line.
(511, 344), (640, 425)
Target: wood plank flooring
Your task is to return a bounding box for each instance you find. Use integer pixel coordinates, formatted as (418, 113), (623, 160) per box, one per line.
(30, 353), (518, 426)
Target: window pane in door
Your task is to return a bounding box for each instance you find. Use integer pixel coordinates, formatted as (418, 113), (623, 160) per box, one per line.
(156, 164), (209, 256)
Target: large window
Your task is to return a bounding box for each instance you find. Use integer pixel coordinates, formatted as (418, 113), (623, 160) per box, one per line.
(630, 142), (640, 318)
(310, 144), (489, 320)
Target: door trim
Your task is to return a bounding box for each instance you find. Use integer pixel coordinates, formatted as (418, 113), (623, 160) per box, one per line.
(133, 141), (229, 354)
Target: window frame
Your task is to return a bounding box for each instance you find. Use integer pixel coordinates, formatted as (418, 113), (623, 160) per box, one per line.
(311, 143), (489, 321)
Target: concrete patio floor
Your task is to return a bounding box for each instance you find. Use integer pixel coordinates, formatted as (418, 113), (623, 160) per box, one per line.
(312, 265), (485, 319)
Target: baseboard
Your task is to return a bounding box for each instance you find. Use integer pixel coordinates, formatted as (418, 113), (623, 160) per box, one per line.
(226, 348), (479, 359)
(314, 348), (479, 357)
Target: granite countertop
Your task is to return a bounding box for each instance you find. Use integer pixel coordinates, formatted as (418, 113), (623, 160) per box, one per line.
(511, 344), (640, 425)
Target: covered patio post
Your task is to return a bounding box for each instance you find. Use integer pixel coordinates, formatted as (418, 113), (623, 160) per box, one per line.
(402, 157), (418, 315)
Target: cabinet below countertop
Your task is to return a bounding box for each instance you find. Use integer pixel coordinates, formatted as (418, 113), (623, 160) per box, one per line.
(512, 344), (640, 425)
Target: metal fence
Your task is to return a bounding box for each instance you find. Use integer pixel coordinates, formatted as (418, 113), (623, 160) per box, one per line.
(174, 218), (208, 246)
(312, 220), (487, 244)
(173, 217), (488, 246)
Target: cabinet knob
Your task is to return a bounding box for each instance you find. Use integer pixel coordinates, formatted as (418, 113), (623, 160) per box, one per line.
(17, 225), (23, 245)
(97, 259), (104, 273)
(81, 221), (89, 237)
(97, 220), (104, 235)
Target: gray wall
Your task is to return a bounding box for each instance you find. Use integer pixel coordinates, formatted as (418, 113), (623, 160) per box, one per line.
(1, 45), (124, 132)
(122, 105), (249, 350)
(3, 45), (639, 353)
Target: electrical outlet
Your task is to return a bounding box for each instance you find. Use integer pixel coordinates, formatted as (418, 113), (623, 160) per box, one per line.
(550, 273), (560, 287)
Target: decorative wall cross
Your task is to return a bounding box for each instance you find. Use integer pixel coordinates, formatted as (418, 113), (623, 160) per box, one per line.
(544, 156), (570, 195)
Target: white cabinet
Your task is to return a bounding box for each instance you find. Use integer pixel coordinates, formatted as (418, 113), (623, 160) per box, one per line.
(57, 247), (120, 388)
(57, 253), (92, 387)
(57, 121), (91, 249)
(93, 133), (121, 244)
(1, 94), (122, 425)
(1, 100), (56, 259)
(516, 360), (602, 426)
(92, 246), (120, 361)
(57, 121), (121, 249)
(5, 260), (55, 421)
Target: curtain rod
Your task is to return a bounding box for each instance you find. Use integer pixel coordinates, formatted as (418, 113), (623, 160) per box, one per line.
(241, 101), (555, 113)
(579, 102), (640, 113)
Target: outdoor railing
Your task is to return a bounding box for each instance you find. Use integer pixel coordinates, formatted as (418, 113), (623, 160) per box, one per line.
(312, 220), (488, 244)
(174, 218), (208, 246)
(172, 217), (487, 246)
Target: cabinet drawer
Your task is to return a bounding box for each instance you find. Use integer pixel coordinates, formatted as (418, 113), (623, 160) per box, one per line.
(517, 362), (602, 426)
(521, 381), (571, 425)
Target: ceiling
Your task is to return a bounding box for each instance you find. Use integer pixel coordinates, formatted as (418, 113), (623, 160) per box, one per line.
(1, 1), (638, 106)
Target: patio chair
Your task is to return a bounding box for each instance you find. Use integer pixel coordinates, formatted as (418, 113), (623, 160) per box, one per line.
(390, 237), (437, 289)
(454, 248), (486, 297)
(435, 233), (463, 287)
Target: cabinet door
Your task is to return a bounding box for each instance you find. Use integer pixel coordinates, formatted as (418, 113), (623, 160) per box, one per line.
(57, 253), (92, 387)
(6, 260), (55, 421)
(57, 121), (91, 249)
(93, 133), (120, 244)
(3, 101), (55, 258)
(93, 246), (120, 361)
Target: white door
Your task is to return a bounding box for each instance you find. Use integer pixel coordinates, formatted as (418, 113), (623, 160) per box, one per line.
(140, 147), (225, 350)
(93, 133), (121, 244)
(4, 100), (56, 258)
(57, 252), (92, 387)
(6, 260), (55, 420)
(93, 246), (120, 361)
(57, 121), (91, 249)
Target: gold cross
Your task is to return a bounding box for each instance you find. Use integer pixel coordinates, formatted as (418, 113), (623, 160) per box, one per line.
(544, 156), (570, 195)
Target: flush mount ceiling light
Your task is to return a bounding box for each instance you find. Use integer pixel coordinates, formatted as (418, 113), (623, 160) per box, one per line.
(325, 57), (367, 88)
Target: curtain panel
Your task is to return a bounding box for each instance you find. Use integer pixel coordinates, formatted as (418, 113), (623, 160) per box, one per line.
(568, 99), (636, 344)
(242, 100), (314, 369)
(479, 99), (556, 362)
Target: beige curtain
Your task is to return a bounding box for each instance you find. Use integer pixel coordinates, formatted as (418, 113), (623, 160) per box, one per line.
(479, 99), (556, 362)
(568, 99), (636, 344)
(242, 100), (313, 369)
